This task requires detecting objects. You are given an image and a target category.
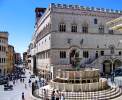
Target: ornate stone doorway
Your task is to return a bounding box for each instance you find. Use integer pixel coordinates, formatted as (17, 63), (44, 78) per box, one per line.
(70, 49), (79, 67)
(113, 59), (122, 70)
(103, 60), (112, 74)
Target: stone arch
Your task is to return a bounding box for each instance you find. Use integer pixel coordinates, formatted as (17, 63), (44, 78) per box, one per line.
(69, 46), (81, 67)
(103, 60), (112, 74)
(113, 59), (122, 70)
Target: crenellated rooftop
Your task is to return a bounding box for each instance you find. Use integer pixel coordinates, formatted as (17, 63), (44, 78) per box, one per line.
(50, 3), (122, 14)
(0, 31), (8, 39)
(0, 31), (8, 33)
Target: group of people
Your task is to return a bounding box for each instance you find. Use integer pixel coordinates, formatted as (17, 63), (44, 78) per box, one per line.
(21, 71), (32, 100)
(43, 89), (65, 100)
(22, 92), (25, 100)
(51, 90), (65, 100)
(20, 78), (25, 83)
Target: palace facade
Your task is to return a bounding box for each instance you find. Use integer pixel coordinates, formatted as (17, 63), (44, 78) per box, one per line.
(28, 3), (122, 79)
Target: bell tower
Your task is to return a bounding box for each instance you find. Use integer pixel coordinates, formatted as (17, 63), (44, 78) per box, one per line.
(35, 8), (46, 25)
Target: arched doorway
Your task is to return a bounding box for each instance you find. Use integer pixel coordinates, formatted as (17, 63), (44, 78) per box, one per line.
(70, 49), (79, 67)
(113, 59), (122, 70)
(95, 51), (98, 58)
(103, 60), (112, 74)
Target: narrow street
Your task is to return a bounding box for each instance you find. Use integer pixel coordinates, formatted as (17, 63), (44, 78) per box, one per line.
(0, 65), (37, 100)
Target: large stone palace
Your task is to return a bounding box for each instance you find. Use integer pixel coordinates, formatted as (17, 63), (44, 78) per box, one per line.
(28, 3), (122, 79)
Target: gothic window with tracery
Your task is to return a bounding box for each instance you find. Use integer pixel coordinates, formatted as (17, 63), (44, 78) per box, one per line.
(59, 23), (66, 32)
(71, 24), (77, 32)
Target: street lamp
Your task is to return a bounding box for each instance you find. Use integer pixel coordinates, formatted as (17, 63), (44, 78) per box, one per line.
(111, 55), (115, 73)
(109, 44), (115, 82)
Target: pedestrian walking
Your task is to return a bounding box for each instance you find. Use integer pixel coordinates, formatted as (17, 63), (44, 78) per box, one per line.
(13, 80), (15, 85)
(23, 78), (24, 83)
(60, 93), (65, 100)
(55, 90), (60, 100)
(28, 79), (31, 87)
(20, 78), (22, 83)
(22, 92), (25, 100)
(29, 79), (31, 83)
(51, 91), (55, 100)
(43, 89), (48, 100)
(25, 84), (27, 89)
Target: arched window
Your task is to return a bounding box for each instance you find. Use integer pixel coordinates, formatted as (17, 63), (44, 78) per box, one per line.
(59, 23), (66, 32)
(71, 24), (77, 32)
(94, 18), (97, 24)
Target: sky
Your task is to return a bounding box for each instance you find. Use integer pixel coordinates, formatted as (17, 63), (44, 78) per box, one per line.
(0, 0), (122, 54)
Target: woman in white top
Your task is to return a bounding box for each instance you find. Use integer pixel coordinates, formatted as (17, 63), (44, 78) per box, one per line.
(60, 93), (64, 100)
(55, 90), (60, 100)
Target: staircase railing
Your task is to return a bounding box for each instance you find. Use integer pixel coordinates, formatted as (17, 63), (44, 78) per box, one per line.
(82, 54), (122, 68)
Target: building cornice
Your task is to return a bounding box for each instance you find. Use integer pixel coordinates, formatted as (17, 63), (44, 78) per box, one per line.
(34, 30), (122, 44)
(52, 8), (121, 19)
(35, 47), (122, 52)
(0, 36), (8, 39)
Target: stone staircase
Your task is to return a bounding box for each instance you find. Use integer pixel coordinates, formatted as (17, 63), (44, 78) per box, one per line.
(34, 87), (53, 99)
(62, 87), (122, 100)
(34, 87), (122, 100)
(80, 56), (104, 69)
(87, 56), (104, 68)
(85, 55), (122, 69)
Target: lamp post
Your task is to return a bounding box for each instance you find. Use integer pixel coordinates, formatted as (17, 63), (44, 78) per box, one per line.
(108, 44), (115, 72)
(111, 55), (115, 74)
(109, 44), (115, 82)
